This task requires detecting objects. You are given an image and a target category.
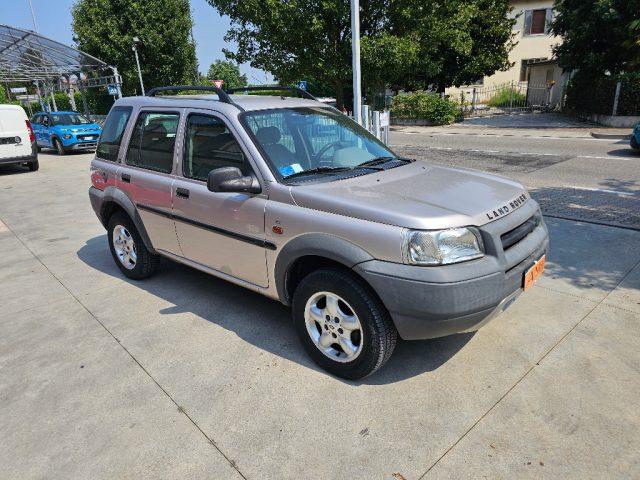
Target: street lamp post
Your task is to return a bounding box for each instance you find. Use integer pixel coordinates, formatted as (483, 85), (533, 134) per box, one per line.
(350, 0), (362, 125)
(132, 36), (145, 95)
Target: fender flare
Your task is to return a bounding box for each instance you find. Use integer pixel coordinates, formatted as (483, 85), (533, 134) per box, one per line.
(99, 186), (157, 254)
(274, 233), (374, 304)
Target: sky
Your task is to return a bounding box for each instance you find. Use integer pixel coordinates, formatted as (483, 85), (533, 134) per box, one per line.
(4, 0), (273, 84)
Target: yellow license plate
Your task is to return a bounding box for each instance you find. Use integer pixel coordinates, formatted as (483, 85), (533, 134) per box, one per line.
(523, 255), (546, 291)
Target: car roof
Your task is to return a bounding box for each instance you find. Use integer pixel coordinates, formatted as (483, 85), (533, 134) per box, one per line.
(113, 94), (326, 113)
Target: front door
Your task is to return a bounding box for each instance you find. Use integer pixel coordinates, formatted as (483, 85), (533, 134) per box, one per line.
(117, 109), (181, 255)
(172, 111), (269, 287)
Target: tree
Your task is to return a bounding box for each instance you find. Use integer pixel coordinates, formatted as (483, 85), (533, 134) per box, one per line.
(552, 0), (640, 75)
(364, 0), (516, 93)
(206, 60), (247, 88)
(72, 0), (198, 96)
(206, 0), (515, 107)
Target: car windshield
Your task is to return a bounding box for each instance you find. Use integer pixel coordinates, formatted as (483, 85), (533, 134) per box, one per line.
(50, 113), (92, 126)
(242, 107), (398, 181)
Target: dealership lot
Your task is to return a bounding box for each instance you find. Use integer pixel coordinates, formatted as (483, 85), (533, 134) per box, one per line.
(1, 151), (639, 479)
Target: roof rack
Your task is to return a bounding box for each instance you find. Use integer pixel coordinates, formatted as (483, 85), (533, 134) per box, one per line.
(145, 85), (234, 105)
(225, 85), (318, 101)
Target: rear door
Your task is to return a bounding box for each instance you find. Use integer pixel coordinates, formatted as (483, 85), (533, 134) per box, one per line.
(0, 107), (31, 159)
(117, 109), (181, 255)
(172, 109), (269, 287)
(40, 114), (53, 147)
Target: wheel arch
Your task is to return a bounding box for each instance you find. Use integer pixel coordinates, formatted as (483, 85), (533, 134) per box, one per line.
(274, 233), (375, 306)
(99, 187), (157, 254)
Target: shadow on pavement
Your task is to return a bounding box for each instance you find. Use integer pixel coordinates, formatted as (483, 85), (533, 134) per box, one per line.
(459, 112), (594, 129)
(77, 235), (472, 385)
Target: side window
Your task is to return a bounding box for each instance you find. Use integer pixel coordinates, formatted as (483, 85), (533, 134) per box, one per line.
(126, 111), (179, 173)
(31, 115), (41, 125)
(97, 106), (133, 162)
(183, 114), (249, 180)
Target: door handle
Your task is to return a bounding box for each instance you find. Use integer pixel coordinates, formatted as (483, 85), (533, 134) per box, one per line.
(121, 173), (131, 183)
(176, 187), (190, 199)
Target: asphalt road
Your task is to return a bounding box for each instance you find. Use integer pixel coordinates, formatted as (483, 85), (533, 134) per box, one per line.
(391, 129), (640, 230)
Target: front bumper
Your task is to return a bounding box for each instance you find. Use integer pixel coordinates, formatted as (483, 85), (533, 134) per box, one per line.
(65, 141), (98, 151)
(355, 200), (549, 340)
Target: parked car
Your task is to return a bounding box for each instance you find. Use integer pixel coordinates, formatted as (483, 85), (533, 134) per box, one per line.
(0, 104), (38, 171)
(89, 85), (549, 379)
(31, 110), (102, 155)
(631, 122), (640, 150)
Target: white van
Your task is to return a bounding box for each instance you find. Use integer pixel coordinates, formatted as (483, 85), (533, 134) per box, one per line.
(0, 104), (38, 171)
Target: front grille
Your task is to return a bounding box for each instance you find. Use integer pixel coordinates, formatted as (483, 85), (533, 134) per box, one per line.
(501, 213), (540, 250)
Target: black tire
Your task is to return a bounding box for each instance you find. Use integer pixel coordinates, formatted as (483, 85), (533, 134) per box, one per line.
(36, 145), (42, 153)
(292, 268), (397, 380)
(631, 135), (640, 151)
(27, 160), (39, 171)
(107, 211), (159, 280)
(53, 138), (65, 155)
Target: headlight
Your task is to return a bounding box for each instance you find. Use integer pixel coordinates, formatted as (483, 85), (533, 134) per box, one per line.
(403, 227), (484, 265)
(62, 134), (72, 139)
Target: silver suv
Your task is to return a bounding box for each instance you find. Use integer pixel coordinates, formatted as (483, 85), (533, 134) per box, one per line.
(89, 85), (548, 379)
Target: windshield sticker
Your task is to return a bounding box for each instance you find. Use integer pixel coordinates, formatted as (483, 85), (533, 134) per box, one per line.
(279, 163), (303, 177)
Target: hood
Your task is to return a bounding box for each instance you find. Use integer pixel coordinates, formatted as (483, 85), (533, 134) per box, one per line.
(289, 162), (529, 230)
(59, 123), (101, 133)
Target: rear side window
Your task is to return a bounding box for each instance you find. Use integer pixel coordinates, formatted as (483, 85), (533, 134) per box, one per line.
(126, 111), (179, 173)
(97, 106), (132, 162)
(183, 114), (248, 180)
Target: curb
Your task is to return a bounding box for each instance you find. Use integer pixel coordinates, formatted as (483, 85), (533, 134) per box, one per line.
(590, 132), (631, 140)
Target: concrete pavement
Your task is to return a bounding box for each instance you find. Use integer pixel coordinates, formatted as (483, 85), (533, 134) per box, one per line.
(1, 152), (639, 479)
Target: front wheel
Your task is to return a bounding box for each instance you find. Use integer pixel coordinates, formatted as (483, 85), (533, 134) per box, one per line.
(54, 138), (65, 155)
(631, 135), (640, 151)
(292, 268), (397, 380)
(107, 212), (159, 280)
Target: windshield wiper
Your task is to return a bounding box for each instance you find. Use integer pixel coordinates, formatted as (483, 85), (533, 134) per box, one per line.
(283, 166), (351, 180)
(353, 156), (414, 169)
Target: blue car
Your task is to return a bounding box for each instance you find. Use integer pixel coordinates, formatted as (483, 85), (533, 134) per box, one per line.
(30, 111), (102, 155)
(631, 123), (640, 150)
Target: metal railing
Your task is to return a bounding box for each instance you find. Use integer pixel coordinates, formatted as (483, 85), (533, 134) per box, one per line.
(457, 81), (563, 116)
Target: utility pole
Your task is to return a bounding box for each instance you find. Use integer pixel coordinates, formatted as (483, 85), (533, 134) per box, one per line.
(350, 0), (362, 124)
(27, 0), (38, 32)
(132, 37), (145, 95)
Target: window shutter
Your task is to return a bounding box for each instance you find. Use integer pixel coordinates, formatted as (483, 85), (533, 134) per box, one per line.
(545, 8), (553, 34)
(524, 10), (532, 35)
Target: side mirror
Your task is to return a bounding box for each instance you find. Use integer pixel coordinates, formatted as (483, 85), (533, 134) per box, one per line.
(207, 167), (261, 194)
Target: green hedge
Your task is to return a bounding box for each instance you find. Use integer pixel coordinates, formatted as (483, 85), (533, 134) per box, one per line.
(565, 72), (640, 116)
(391, 91), (460, 125)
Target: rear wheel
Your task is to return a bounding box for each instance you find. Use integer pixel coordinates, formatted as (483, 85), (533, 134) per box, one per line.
(27, 160), (39, 171)
(107, 211), (159, 280)
(53, 138), (65, 155)
(292, 268), (397, 380)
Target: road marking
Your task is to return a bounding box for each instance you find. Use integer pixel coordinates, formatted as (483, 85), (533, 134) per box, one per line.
(393, 144), (638, 161)
(563, 186), (637, 197)
(0, 219), (8, 233)
(395, 131), (617, 141)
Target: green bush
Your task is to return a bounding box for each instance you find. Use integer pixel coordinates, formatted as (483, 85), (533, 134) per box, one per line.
(487, 87), (526, 108)
(391, 91), (460, 125)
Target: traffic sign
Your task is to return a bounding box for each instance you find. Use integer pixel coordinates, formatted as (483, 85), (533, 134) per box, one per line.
(10, 87), (27, 94)
(107, 84), (118, 95)
(213, 79), (224, 89)
(297, 80), (308, 91)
